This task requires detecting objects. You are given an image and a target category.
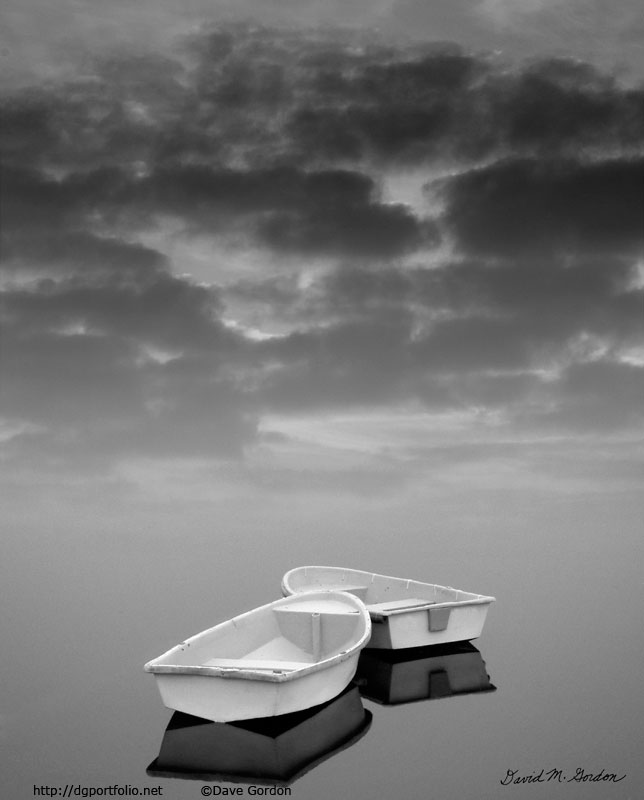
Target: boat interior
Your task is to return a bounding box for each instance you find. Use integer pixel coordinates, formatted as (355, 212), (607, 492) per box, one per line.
(154, 595), (363, 673)
(286, 568), (484, 613)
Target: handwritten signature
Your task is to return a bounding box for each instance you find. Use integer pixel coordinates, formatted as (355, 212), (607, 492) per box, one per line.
(500, 767), (626, 786)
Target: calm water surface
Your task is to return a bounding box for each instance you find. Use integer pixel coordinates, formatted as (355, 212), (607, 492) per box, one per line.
(3, 488), (643, 800)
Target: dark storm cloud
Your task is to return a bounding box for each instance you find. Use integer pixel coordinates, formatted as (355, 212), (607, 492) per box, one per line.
(2, 263), (256, 464)
(1, 160), (425, 261)
(499, 59), (644, 153)
(0, 53), (187, 172)
(2, 23), (643, 475)
(130, 165), (427, 258)
(439, 255), (641, 346)
(5, 25), (642, 176)
(284, 48), (643, 166)
(517, 360), (644, 433)
(1, 91), (57, 168)
(2, 327), (142, 426)
(2, 270), (234, 352)
(2, 360), (255, 468)
(257, 196), (426, 259)
(1, 232), (168, 277)
(320, 256), (641, 344)
(412, 316), (533, 372)
(286, 47), (489, 164)
(226, 275), (302, 312)
(1, 165), (130, 237)
(251, 256), (642, 421)
(440, 157), (644, 258)
(139, 166), (376, 216)
(255, 314), (424, 411)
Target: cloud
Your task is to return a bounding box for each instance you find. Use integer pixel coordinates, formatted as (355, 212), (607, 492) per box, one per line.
(1, 161), (427, 262)
(498, 58), (644, 153)
(1, 232), (168, 279)
(1, 23), (643, 483)
(2, 332), (257, 468)
(131, 165), (428, 258)
(5, 25), (642, 177)
(2, 263), (256, 466)
(2, 269), (233, 351)
(1, 166), (129, 240)
(440, 157), (644, 258)
(517, 359), (644, 432)
(5, 0), (644, 95)
(239, 250), (643, 428)
(318, 255), (641, 344)
(285, 48), (643, 166)
(254, 314), (422, 411)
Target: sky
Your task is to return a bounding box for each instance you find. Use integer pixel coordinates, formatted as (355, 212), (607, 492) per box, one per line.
(1, 1), (643, 523)
(2, 12), (643, 799)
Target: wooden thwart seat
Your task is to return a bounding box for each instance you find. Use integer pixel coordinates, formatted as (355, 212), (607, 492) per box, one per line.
(367, 598), (434, 614)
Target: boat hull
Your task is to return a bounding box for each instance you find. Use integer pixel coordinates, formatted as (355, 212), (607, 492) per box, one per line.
(282, 567), (495, 650)
(368, 600), (492, 649)
(152, 655), (360, 722)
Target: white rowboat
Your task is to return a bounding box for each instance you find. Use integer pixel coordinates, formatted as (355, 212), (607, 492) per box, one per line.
(281, 567), (495, 649)
(144, 591), (371, 722)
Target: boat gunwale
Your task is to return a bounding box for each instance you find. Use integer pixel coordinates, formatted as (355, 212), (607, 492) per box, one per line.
(281, 566), (496, 618)
(144, 590), (371, 683)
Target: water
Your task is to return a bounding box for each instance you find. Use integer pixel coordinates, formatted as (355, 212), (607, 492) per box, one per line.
(3, 483), (643, 800)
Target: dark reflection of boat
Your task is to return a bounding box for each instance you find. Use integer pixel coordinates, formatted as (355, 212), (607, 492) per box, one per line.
(355, 642), (496, 705)
(146, 683), (372, 785)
